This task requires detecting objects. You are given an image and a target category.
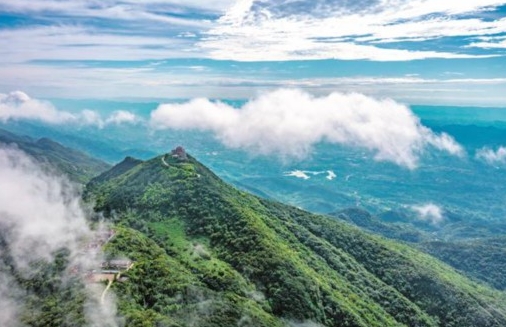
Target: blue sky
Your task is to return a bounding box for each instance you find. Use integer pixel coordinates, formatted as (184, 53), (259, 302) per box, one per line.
(0, 0), (506, 105)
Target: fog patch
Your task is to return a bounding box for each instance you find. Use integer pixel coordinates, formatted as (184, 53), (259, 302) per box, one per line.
(284, 170), (311, 180)
(411, 203), (445, 224)
(0, 145), (120, 326)
(0, 272), (22, 327)
(247, 290), (265, 302)
(286, 320), (325, 327)
(0, 90), (140, 128)
(476, 146), (506, 165)
(192, 243), (211, 259)
(326, 170), (337, 180)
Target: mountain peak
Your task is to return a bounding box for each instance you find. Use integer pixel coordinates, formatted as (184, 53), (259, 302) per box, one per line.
(89, 155), (144, 185)
(170, 145), (187, 160)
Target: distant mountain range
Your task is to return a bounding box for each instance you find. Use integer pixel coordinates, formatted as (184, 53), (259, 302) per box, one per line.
(0, 128), (110, 183)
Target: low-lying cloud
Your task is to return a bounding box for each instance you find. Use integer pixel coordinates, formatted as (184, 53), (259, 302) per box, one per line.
(151, 89), (464, 168)
(326, 170), (337, 181)
(476, 146), (506, 165)
(0, 145), (119, 326)
(0, 146), (89, 268)
(0, 90), (140, 128)
(284, 170), (311, 180)
(283, 169), (337, 181)
(411, 203), (445, 224)
(286, 320), (325, 327)
(105, 110), (139, 125)
(0, 90), (75, 124)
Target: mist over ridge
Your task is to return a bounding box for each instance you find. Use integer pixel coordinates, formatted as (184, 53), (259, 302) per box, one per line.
(0, 145), (119, 327)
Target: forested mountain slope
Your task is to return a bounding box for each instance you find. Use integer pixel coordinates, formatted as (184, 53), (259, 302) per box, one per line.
(330, 207), (506, 291)
(84, 151), (506, 327)
(420, 237), (506, 291)
(0, 128), (110, 183)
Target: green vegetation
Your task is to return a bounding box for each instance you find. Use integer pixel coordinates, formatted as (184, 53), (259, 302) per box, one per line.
(330, 206), (506, 292)
(83, 152), (506, 327)
(421, 237), (506, 290)
(104, 226), (284, 327)
(0, 245), (88, 327)
(330, 208), (425, 243)
(0, 128), (110, 183)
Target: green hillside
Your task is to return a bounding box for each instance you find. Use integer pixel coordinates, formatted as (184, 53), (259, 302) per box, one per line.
(329, 208), (426, 243)
(420, 237), (506, 291)
(0, 128), (110, 183)
(329, 207), (506, 291)
(83, 151), (506, 327)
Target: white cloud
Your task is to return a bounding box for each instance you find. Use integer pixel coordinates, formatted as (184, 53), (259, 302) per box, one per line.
(0, 3), (504, 102)
(105, 110), (140, 125)
(199, 0), (506, 61)
(411, 203), (445, 224)
(0, 146), (119, 326)
(287, 320), (325, 327)
(150, 88), (464, 168)
(0, 91), (141, 127)
(476, 146), (506, 164)
(78, 109), (142, 128)
(0, 0), (218, 28)
(0, 0), (503, 64)
(81, 109), (105, 128)
(283, 169), (337, 180)
(284, 170), (311, 180)
(468, 39), (506, 49)
(0, 273), (20, 327)
(0, 91), (75, 124)
(201, 38), (493, 62)
(0, 146), (90, 268)
(0, 0), (503, 66)
(0, 25), (197, 64)
(0, 0), (236, 15)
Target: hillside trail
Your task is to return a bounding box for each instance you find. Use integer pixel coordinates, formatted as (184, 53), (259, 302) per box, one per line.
(161, 155), (169, 167)
(100, 278), (113, 305)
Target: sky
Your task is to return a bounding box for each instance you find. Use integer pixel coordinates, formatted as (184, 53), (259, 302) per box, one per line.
(0, 0), (506, 105)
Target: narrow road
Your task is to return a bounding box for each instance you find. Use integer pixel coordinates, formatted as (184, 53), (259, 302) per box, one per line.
(100, 263), (133, 306)
(100, 278), (113, 305)
(161, 155), (169, 167)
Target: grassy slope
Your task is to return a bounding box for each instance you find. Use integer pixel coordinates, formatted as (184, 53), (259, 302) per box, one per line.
(86, 153), (506, 327)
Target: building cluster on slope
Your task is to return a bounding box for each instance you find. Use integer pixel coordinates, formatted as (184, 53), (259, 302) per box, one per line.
(71, 229), (134, 283)
(86, 259), (134, 283)
(100, 259), (134, 272)
(84, 229), (115, 252)
(171, 146), (187, 160)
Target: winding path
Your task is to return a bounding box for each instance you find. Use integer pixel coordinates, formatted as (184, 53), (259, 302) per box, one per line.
(161, 155), (169, 167)
(99, 263), (134, 305)
(100, 279), (113, 305)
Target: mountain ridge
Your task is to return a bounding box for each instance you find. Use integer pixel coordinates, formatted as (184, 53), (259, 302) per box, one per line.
(0, 128), (110, 183)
